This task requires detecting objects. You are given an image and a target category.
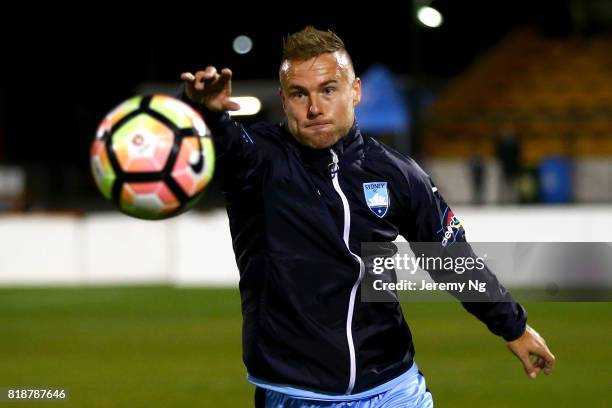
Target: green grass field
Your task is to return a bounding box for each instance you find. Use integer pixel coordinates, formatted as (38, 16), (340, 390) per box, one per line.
(0, 287), (610, 407)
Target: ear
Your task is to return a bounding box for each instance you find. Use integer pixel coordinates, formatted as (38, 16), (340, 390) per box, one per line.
(352, 77), (362, 107)
(279, 87), (287, 112)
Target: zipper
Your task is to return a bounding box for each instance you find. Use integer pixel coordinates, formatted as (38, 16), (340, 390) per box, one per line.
(329, 148), (365, 395)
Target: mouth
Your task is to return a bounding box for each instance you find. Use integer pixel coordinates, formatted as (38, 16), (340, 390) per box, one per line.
(305, 121), (333, 129)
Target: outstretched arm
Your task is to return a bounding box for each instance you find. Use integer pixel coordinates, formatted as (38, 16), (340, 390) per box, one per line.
(178, 66), (265, 192)
(398, 159), (555, 379)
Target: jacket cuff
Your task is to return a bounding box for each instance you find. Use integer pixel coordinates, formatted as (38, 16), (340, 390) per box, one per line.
(502, 303), (528, 342)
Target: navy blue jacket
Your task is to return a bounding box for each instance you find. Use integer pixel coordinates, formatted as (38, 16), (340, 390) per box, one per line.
(184, 97), (527, 395)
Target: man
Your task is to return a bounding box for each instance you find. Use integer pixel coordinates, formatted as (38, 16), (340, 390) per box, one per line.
(180, 26), (555, 408)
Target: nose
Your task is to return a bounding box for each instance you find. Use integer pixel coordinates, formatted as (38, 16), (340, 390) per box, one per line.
(308, 96), (322, 118)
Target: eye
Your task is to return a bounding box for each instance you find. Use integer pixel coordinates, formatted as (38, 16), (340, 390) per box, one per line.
(323, 87), (336, 95)
(291, 91), (305, 99)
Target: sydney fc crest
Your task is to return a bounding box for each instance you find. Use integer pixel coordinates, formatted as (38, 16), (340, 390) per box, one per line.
(363, 182), (389, 218)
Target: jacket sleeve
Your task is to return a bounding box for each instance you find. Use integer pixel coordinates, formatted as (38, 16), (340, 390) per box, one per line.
(398, 159), (527, 341)
(178, 87), (265, 192)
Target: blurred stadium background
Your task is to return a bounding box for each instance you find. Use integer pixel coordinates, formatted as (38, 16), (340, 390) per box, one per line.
(1, 1), (611, 406)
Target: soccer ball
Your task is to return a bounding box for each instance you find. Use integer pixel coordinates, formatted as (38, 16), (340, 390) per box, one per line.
(90, 95), (215, 220)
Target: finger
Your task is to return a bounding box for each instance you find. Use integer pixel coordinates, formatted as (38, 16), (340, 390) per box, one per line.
(532, 357), (544, 377)
(542, 350), (555, 374)
(518, 353), (536, 379)
(534, 344), (555, 368)
(225, 99), (241, 111)
(214, 68), (233, 90)
(521, 352), (541, 379)
(194, 71), (208, 91)
(524, 352), (548, 379)
(180, 72), (195, 82)
(220, 68), (233, 80)
(543, 349), (556, 367)
(527, 354), (548, 378)
(204, 66), (218, 80)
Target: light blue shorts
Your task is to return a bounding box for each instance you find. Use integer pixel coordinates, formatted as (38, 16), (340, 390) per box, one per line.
(260, 368), (433, 407)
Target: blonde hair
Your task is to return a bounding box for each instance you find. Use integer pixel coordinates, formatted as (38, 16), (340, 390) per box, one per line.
(281, 26), (354, 73)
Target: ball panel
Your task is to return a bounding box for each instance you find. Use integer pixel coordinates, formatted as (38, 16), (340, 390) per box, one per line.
(172, 138), (203, 196)
(149, 95), (209, 136)
(96, 96), (142, 139)
(202, 137), (216, 182)
(90, 139), (116, 200)
(171, 136), (215, 197)
(112, 114), (174, 173)
(120, 182), (180, 219)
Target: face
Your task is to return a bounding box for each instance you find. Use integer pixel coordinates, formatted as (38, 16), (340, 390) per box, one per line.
(279, 51), (361, 149)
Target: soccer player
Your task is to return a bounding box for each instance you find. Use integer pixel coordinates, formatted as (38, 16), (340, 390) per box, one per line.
(180, 26), (555, 407)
